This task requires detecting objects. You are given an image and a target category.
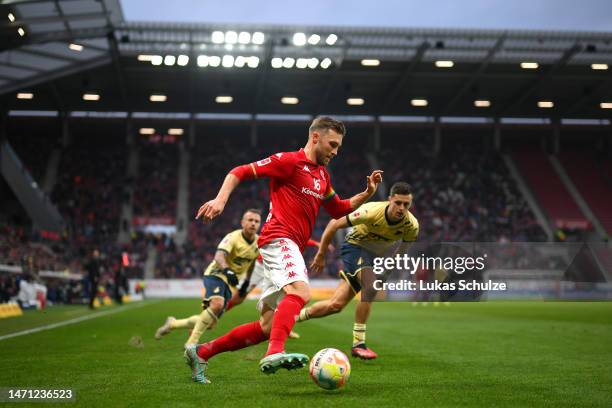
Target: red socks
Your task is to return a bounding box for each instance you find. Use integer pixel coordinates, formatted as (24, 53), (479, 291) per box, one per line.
(265, 294), (305, 356)
(196, 294), (306, 361)
(197, 321), (266, 361)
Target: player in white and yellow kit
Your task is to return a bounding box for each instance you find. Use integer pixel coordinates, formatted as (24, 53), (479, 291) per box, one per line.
(299, 182), (418, 359)
(155, 209), (261, 347)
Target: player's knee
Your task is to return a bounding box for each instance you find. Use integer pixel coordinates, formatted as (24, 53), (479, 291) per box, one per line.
(259, 317), (272, 336)
(284, 282), (311, 303)
(208, 298), (224, 315)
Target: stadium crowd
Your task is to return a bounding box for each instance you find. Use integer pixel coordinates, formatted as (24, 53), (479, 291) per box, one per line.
(2, 126), (555, 292)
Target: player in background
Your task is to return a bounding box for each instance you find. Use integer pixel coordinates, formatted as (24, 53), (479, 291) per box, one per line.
(155, 209), (261, 346)
(299, 182), (419, 360)
(185, 116), (383, 384)
(226, 238), (326, 339)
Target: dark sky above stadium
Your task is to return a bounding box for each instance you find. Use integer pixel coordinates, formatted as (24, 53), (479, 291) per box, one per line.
(121, 0), (612, 31)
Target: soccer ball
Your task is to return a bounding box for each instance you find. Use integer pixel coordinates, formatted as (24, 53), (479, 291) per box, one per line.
(309, 348), (351, 390)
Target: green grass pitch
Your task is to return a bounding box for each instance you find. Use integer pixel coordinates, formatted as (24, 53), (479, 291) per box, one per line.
(1, 300), (611, 407)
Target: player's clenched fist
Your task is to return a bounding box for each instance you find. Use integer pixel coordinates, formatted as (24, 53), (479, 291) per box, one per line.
(195, 198), (226, 222)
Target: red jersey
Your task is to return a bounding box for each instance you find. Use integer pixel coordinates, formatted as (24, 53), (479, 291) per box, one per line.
(231, 149), (352, 251)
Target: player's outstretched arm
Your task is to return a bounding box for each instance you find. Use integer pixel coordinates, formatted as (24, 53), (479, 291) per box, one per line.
(348, 170), (384, 210)
(310, 217), (349, 274)
(196, 173), (241, 222)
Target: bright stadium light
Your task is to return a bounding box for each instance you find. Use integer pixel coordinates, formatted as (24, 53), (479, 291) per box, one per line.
(283, 57), (295, 68)
(177, 55), (189, 66)
(234, 56), (246, 68)
(308, 34), (320, 45)
(212, 31), (224, 44)
(320, 58), (332, 69)
(69, 43), (83, 52)
(139, 128), (155, 135)
(326, 34), (338, 45)
(361, 59), (380, 66)
(537, 100), (554, 108)
(252, 32), (265, 45)
(296, 58), (308, 69)
(474, 100), (491, 107)
(18, 27), (25, 36)
(238, 32), (251, 44)
(222, 55), (235, 68)
(308, 58), (319, 69)
(271, 57), (283, 68)
(149, 94), (167, 102)
(521, 62), (539, 69)
(83, 93), (100, 101)
(247, 56), (259, 68)
(164, 55), (176, 66)
(8, 13), (15, 22)
(17, 92), (33, 100)
(435, 60), (454, 68)
(225, 31), (238, 44)
(168, 128), (184, 135)
(347, 98), (364, 106)
(208, 56), (221, 67)
(216, 95), (233, 103)
(293, 33), (307, 46)
(151, 55), (163, 65)
(601, 102), (612, 109)
(138, 54), (155, 62)
(197, 55), (209, 67)
(411, 99), (428, 107)
(591, 63), (609, 70)
(281, 97), (299, 105)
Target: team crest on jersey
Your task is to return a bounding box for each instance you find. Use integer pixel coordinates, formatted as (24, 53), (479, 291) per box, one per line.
(257, 158), (271, 166)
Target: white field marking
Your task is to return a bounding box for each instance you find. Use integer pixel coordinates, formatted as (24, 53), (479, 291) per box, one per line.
(0, 300), (161, 342)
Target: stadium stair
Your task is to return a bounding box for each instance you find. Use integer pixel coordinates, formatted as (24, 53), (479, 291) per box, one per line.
(512, 148), (589, 231)
(557, 152), (612, 238)
(118, 148), (138, 244)
(503, 154), (554, 240)
(175, 142), (190, 246)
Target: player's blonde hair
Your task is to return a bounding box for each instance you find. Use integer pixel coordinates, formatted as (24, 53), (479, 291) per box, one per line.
(309, 116), (346, 136)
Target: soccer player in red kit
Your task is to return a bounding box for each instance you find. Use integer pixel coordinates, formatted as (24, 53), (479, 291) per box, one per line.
(185, 116), (383, 384)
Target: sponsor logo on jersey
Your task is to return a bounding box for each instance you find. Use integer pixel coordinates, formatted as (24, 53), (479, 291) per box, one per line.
(257, 158), (272, 166)
(301, 187), (325, 199)
(303, 165), (310, 173)
(276, 153), (283, 158)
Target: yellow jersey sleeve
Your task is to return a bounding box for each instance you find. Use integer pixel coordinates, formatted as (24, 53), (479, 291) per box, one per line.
(216, 231), (237, 254)
(347, 202), (378, 226)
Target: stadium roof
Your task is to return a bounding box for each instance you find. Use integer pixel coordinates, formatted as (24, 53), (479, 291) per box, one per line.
(2, 1), (612, 119)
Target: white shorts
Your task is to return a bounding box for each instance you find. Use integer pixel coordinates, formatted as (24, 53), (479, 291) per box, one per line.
(257, 238), (309, 312)
(249, 259), (265, 289)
